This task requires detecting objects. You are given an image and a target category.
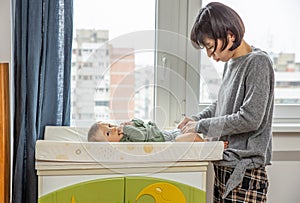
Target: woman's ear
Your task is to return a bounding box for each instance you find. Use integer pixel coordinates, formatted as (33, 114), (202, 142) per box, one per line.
(227, 31), (236, 42)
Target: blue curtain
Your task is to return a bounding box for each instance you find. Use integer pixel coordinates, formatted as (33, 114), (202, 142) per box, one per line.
(13, 0), (73, 202)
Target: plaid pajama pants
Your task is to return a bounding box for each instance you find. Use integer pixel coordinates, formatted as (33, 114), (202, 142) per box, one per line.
(213, 165), (269, 203)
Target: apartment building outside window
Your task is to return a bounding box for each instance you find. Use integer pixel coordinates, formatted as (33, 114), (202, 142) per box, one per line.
(71, 0), (155, 127)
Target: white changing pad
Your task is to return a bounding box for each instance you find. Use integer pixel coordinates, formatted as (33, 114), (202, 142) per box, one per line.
(36, 141), (224, 163)
(44, 126), (89, 141)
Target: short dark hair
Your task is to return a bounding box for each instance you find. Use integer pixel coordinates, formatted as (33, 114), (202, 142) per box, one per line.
(87, 122), (100, 141)
(190, 2), (245, 53)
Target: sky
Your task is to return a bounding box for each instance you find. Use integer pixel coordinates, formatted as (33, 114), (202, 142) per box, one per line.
(74, 0), (155, 40)
(74, 0), (300, 62)
(74, 0), (155, 65)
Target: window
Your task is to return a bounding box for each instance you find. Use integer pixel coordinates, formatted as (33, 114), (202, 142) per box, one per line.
(95, 101), (109, 106)
(200, 0), (300, 105)
(71, 0), (156, 127)
(199, 0), (300, 122)
(155, 0), (300, 126)
(71, 0), (300, 129)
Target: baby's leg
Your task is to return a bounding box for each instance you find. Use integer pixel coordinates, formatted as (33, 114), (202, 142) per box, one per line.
(161, 129), (182, 141)
(175, 133), (204, 142)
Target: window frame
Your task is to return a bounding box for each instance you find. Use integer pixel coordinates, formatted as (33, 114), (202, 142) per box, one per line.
(155, 0), (201, 128)
(156, 0), (300, 128)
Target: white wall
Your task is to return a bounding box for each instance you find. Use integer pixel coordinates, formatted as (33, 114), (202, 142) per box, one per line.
(0, 0), (12, 62)
(267, 132), (300, 202)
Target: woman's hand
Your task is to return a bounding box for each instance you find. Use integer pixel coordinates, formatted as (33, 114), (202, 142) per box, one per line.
(177, 116), (194, 129)
(181, 121), (198, 133)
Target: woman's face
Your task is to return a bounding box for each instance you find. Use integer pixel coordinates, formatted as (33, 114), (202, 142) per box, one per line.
(202, 34), (235, 62)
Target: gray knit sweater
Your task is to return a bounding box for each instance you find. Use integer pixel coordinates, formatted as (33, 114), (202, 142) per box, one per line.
(192, 47), (274, 198)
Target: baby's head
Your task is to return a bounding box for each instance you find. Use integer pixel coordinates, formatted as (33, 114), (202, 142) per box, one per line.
(88, 121), (123, 142)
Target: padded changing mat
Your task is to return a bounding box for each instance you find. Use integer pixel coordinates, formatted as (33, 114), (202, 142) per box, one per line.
(35, 140), (224, 163)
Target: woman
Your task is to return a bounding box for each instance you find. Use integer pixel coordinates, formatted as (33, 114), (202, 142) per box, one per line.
(178, 2), (274, 202)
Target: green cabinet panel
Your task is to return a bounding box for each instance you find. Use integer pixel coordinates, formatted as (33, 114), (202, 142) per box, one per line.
(39, 178), (124, 203)
(38, 193), (55, 203)
(39, 176), (205, 203)
(125, 176), (206, 203)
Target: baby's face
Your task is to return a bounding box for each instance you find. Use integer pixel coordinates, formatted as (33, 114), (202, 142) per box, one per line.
(95, 122), (123, 142)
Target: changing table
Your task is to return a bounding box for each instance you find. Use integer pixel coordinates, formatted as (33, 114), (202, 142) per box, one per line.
(35, 126), (224, 203)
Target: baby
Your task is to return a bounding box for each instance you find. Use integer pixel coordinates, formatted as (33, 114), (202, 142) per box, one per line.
(87, 118), (204, 142)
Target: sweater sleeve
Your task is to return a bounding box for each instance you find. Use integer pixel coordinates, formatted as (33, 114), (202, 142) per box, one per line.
(196, 54), (274, 137)
(191, 101), (217, 121)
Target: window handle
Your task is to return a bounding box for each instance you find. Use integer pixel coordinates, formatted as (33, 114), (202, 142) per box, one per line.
(160, 55), (167, 80)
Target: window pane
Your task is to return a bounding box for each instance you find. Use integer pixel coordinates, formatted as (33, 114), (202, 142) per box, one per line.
(200, 0), (300, 104)
(71, 0), (155, 127)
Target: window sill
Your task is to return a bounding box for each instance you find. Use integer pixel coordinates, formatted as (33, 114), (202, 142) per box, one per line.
(272, 123), (300, 133)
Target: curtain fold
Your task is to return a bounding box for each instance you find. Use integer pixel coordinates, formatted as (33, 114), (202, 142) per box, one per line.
(13, 0), (73, 202)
